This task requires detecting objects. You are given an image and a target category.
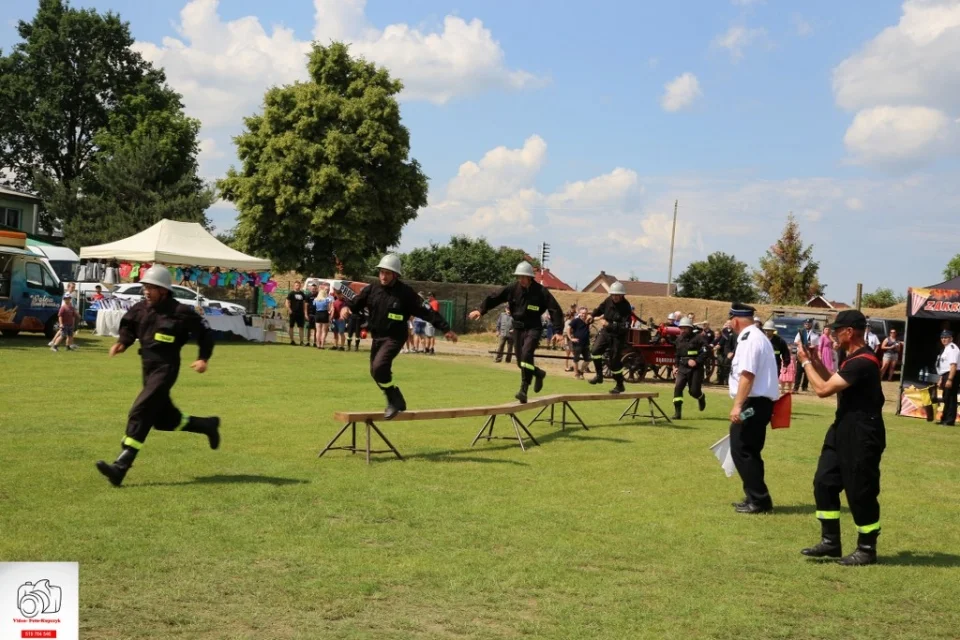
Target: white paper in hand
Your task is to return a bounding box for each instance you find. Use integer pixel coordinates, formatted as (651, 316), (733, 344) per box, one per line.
(709, 434), (736, 478)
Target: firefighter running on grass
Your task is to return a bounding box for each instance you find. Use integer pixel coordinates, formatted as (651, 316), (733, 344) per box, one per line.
(95, 265), (221, 487)
(469, 261), (563, 404)
(340, 254), (457, 420)
(672, 316), (709, 419)
(587, 281), (632, 394)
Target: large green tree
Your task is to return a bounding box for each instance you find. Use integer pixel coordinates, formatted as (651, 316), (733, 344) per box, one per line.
(38, 138), (213, 250)
(219, 42), (428, 276)
(675, 251), (757, 302)
(0, 0), (204, 234)
(754, 214), (822, 304)
(860, 287), (905, 309)
(400, 236), (534, 284)
(943, 255), (960, 281)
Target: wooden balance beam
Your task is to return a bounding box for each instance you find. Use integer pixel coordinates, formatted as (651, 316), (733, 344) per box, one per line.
(320, 391), (671, 463)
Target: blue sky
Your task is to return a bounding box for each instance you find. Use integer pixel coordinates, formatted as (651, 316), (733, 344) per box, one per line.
(3, 0), (960, 301)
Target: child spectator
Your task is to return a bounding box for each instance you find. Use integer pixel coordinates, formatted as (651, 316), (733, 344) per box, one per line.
(568, 307), (592, 379)
(51, 295), (80, 352)
(331, 293), (346, 350)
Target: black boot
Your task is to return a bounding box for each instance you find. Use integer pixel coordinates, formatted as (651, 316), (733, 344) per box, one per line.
(609, 374), (625, 394)
(698, 394), (707, 412)
(533, 368), (546, 394)
(802, 518), (842, 558)
(182, 416), (221, 450)
(515, 383), (529, 404)
(672, 401), (682, 420)
(588, 369), (604, 385)
(96, 446), (138, 487)
(383, 386), (407, 420)
(839, 532), (878, 566)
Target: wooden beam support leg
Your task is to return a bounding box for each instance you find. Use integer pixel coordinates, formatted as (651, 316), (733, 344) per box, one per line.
(318, 422), (355, 458)
(619, 398), (641, 422)
(649, 398), (673, 424)
(367, 420), (404, 461)
(511, 413), (541, 448)
(471, 414), (496, 447)
(529, 403), (551, 426)
(563, 402), (589, 430)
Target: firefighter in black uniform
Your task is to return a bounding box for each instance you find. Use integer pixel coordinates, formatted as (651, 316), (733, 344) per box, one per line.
(586, 281), (633, 394)
(95, 265), (221, 487)
(341, 254), (457, 419)
(763, 319), (791, 374)
(672, 316), (709, 419)
(470, 261), (563, 403)
(796, 310), (886, 566)
(715, 321), (736, 386)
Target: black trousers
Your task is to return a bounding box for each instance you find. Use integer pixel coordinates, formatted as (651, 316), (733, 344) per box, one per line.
(813, 414), (885, 539)
(370, 336), (405, 389)
(124, 359), (184, 448)
(347, 316), (363, 340)
(673, 367), (703, 403)
(572, 340), (591, 364)
(729, 397), (774, 507)
(939, 374), (958, 424)
(495, 335), (514, 362)
(793, 366), (808, 392)
(591, 330), (624, 375)
(513, 328), (542, 385)
(716, 360), (731, 386)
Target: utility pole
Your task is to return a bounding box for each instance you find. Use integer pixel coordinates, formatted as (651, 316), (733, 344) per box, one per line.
(539, 242), (550, 269)
(666, 200), (678, 297)
(855, 283), (863, 310)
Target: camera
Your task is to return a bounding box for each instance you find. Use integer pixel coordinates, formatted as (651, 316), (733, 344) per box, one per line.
(17, 580), (62, 619)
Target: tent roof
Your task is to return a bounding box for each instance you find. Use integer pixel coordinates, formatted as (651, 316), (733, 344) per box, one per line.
(926, 275), (960, 289)
(79, 219), (271, 270)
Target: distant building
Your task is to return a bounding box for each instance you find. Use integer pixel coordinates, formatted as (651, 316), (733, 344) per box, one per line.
(0, 186), (41, 235)
(582, 270), (677, 297)
(806, 295), (850, 310)
(535, 267), (573, 291)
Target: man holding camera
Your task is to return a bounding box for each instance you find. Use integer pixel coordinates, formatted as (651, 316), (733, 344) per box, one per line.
(727, 302), (780, 514)
(796, 310), (886, 566)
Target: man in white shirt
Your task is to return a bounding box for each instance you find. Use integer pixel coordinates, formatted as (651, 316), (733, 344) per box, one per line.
(728, 302), (781, 514)
(793, 318), (820, 392)
(935, 330), (960, 426)
(864, 322), (880, 352)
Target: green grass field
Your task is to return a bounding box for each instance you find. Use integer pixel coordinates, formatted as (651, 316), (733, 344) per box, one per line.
(1, 335), (959, 639)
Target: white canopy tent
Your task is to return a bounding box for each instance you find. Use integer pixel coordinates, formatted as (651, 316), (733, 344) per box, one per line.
(79, 219), (270, 270)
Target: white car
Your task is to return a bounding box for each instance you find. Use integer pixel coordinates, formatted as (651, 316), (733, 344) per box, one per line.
(110, 283), (247, 314)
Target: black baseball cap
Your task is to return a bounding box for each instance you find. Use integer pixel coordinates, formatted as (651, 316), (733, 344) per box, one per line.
(827, 310), (867, 330)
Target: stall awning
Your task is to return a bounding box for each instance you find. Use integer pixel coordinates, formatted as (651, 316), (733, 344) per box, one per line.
(79, 219), (270, 270)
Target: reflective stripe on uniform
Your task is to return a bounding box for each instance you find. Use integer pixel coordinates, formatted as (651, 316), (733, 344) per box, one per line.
(857, 522), (881, 534)
(527, 305), (540, 311)
(387, 313), (404, 321)
(122, 436), (143, 450)
(592, 354), (604, 360)
(175, 415), (190, 431)
(154, 333), (175, 343)
(816, 510), (841, 520)
(610, 368), (624, 375)
(686, 350), (698, 355)
(377, 381), (395, 389)
(520, 362), (536, 370)
(673, 398), (683, 404)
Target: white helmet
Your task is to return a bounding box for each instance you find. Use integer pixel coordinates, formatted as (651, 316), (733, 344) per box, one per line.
(140, 264), (172, 291)
(514, 261), (536, 278)
(678, 316), (694, 328)
(667, 312), (675, 321)
(762, 319), (776, 332)
(376, 254), (403, 276)
(609, 281), (626, 295)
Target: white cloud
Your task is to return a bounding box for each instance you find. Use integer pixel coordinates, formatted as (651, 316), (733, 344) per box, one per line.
(712, 25), (769, 61)
(446, 136), (547, 202)
(833, 0), (960, 169)
(793, 13), (813, 37)
(197, 137), (226, 177)
(845, 197), (865, 211)
(660, 73), (703, 112)
(843, 105), (957, 167)
(135, 0), (541, 128)
(545, 168), (641, 209)
(732, 0), (764, 5)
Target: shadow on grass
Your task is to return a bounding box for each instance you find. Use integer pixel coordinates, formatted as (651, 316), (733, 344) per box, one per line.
(880, 551), (960, 567)
(401, 451), (529, 466)
(588, 421), (697, 430)
(772, 504), (850, 516)
(135, 474), (310, 487)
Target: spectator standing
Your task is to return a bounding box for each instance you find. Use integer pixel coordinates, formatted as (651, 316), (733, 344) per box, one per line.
(864, 323), (880, 353)
(331, 293), (347, 350)
(793, 319), (820, 392)
(346, 308), (365, 351)
(91, 285), (105, 302)
(819, 326), (837, 374)
(879, 329), (901, 381)
(51, 295), (80, 352)
(494, 307), (514, 363)
(935, 330), (960, 426)
(568, 307), (592, 379)
(286, 281), (307, 346)
(543, 310), (556, 349)
(313, 286), (334, 348)
(562, 310), (575, 371)
(49, 282), (78, 347)
(304, 283), (319, 348)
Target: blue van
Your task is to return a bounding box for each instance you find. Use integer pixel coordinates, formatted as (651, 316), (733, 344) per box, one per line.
(1, 231), (64, 339)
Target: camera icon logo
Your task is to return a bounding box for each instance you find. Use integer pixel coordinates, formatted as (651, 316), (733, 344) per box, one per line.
(17, 579), (62, 619)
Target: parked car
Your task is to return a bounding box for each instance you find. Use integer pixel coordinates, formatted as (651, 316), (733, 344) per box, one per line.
(866, 317), (905, 342)
(110, 283), (247, 314)
(769, 316), (809, 352)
